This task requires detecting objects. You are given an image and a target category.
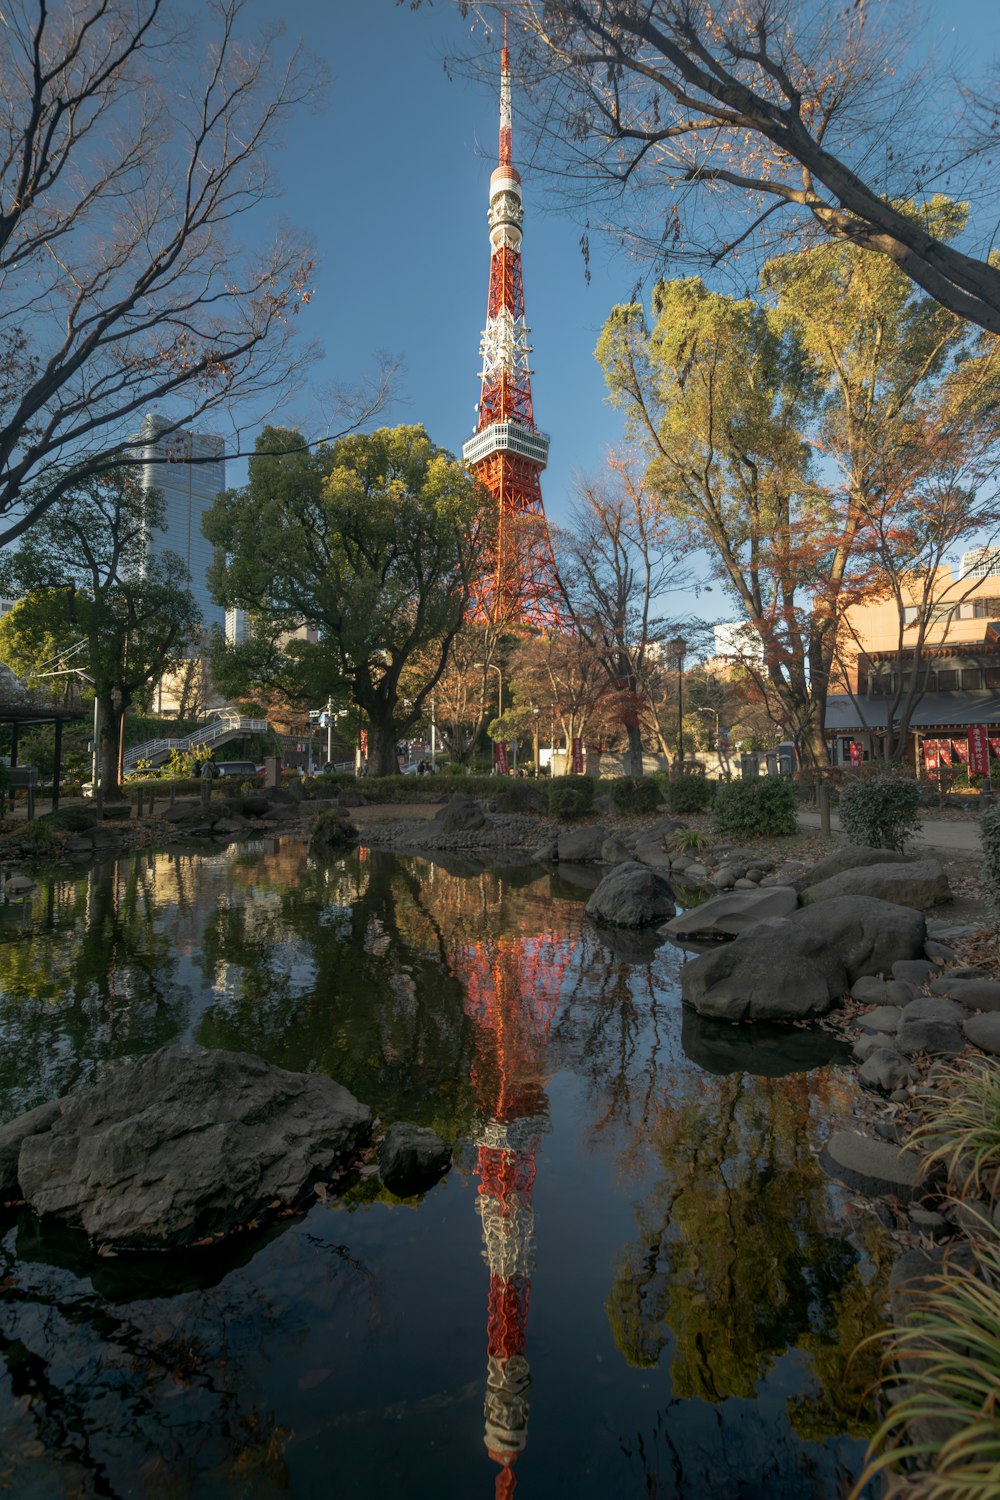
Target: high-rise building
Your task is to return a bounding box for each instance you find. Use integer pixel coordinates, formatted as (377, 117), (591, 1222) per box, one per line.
(961, 546), (1000, 580)
(136, 413), (226, 633)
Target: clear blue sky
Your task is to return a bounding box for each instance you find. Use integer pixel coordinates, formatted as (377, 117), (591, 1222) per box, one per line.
(254, 0), (631, 526)
(243, 0), (999, 628)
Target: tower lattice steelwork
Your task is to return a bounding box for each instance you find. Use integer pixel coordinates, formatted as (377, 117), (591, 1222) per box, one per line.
(458, 927), (573, 1498)
(462, 20), (566, 632)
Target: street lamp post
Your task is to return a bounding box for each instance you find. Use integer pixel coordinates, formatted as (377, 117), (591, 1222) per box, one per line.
(476, 662), (503, 772)
(669, 636), (687, 773)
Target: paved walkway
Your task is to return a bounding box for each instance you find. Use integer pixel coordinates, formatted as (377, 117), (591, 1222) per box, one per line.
(797, 808), (984, 856)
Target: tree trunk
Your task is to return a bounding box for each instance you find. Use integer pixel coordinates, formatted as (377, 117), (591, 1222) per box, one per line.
(368, 717), (400, 778)
(625, 722), (644, 778)
(98, 695), (120, 794)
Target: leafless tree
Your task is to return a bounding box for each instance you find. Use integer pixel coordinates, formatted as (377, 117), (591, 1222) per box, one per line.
(447, 1), (1000, 333)
(0, 0), (376, 545)
(557, 451), (691, 774)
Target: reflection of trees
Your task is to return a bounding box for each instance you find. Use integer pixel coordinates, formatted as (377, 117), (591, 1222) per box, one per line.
(0, 1214), (378, 1496)
(606, 1072), (888, 1440)
(0, 858), (190, 1119)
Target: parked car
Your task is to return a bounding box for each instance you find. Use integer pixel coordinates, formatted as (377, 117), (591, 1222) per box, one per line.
(213, 760), (260, 779)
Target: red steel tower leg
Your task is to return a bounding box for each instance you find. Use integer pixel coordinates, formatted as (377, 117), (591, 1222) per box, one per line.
(462, 19), (568, 633)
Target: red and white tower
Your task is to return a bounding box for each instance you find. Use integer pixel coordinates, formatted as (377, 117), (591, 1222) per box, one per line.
(462, 18), (566, 632)
(459, 928), (572, 1498)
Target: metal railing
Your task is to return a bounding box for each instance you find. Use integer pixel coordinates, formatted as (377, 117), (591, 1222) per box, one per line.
(123, 709), (270, 772)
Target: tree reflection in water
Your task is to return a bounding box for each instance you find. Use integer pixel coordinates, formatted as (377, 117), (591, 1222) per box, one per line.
(0, 841), (886, 1496)
(606, 1068), (891, 1457)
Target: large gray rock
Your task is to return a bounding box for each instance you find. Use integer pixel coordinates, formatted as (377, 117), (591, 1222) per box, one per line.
(378, 1122), (451, 1196)
(661, 885), (798, 942)
(14, 1046), (371, 1250)
(929, 975), (1000, 1012)
(855, 1004), (905, 1035)
(434, 795), (487, 833)
(795, 845), (912, 890)
(800, 860), (951, 912)
(0, 1098), (62, 1197)
(601, 835), (632, 864)
(790, 896), (926, 981)
(557, 824), (608, 863)
(585, 861), (675, 928)
(897, 998), (967, 1057)
(680, 917), (847, 1022)
(859, 1047), (918, 1094)
(820, 1129), (919, 1202)
(964, 1012), (1000, 1056)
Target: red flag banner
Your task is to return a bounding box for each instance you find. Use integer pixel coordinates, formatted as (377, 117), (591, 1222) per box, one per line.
(990, 738), (1000, 759)
(952, 739), (969, 765)
(495, 742), (509, 775)
(968, 724), (991, 777)
(923, 742), (940, 774)
(360, 729), (368, 757)
(849, 741), (863, 767)
(571, 737), (584, 774)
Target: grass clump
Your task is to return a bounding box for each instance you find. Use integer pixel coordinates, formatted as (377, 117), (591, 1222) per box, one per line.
(852, 1059), (1000, 1500)
(666, 826), (712, 854)
(839, 773), (922, 851)
(712, 777), (796, 838)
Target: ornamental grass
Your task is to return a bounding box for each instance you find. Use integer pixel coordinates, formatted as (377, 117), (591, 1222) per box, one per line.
(852, 1060), (1000, 1499)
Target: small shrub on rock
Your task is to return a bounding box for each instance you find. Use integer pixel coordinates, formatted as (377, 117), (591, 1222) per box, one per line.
(665, 773), (714, 815)
(549, 781), (594, 822)
(981, 801), (1000, 909)
(609, 776), (662, 814)
(713, 778), (796, 838)
(838, 773), (921, 851)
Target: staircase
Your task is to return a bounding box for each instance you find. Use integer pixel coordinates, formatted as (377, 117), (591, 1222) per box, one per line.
(124, 709), (271, 773)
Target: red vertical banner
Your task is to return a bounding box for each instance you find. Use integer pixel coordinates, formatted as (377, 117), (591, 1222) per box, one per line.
(495, 742), (509, 775)
(849, 741), (863, 767)
(359, 729), (368, 757)
(923, 742), (940, 775)
(968, 724), (991, 777)
(571, 738), (583, 774)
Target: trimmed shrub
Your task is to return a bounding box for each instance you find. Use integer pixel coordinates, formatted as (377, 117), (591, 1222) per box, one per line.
(609, 776), (662, 815)
(838, 773), (921, 851)
(981, 801), (1000, 909)
(665, 773), (714, 815)
(494, 783), (547, 815)
(440, 762), (466, 776)
(713, 778), (796, 838)
(549, 783), (594, 822)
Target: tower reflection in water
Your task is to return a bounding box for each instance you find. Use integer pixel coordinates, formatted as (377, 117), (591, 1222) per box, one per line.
(457, 928), (573, 1497)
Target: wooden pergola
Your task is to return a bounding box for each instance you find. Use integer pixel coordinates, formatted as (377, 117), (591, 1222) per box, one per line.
(0, 666), (86, 811)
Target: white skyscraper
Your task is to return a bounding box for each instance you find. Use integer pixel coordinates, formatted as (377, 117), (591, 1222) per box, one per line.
(961, 546), (1000, 580)
(137, 413), (226, 633)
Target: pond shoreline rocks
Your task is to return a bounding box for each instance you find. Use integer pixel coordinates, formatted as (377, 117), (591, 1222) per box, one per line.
(0, 1046), (371, 1251)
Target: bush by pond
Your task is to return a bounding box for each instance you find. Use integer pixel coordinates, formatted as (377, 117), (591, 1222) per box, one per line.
(549, 778), (595, 822)
(713, 778), (796, 838)
(610, 776), (662, 815)
(838, 774), (921, 851)
(664, 773), (714, 815)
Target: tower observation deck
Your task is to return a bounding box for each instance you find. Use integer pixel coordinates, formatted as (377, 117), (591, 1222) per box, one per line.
(462, 18), (565, 632)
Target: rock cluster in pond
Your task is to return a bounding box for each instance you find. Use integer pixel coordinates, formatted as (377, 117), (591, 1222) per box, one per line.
(0, 1046), (371, 1250)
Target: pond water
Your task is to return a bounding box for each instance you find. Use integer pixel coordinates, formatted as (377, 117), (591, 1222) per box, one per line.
(0, 839), (888, 1499)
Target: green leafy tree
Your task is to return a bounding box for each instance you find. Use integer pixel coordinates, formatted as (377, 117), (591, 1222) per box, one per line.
(597, 278), (838, 764)
(598, 207), (998, 767)
(0, 473), (200, 790)
(205, 425), (491, 777)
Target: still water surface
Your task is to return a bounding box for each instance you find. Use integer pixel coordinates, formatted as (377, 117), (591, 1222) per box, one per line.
(0, 839), (886, 1498)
